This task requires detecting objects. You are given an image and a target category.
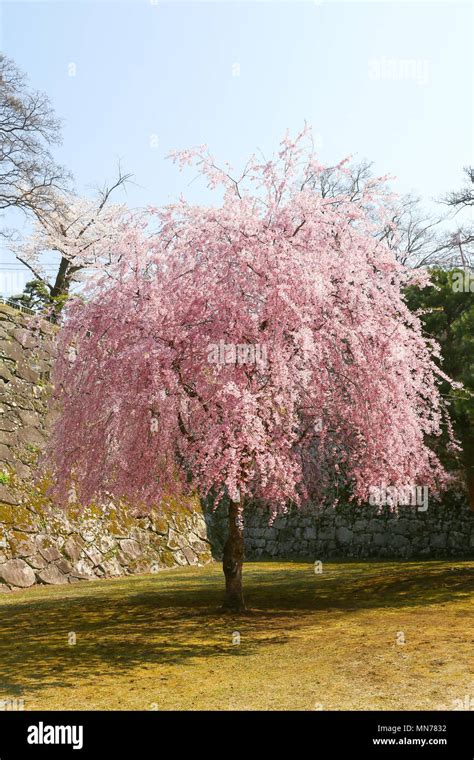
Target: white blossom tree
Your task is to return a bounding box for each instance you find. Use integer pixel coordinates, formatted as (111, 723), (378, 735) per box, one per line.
(11, 169), (133, 313)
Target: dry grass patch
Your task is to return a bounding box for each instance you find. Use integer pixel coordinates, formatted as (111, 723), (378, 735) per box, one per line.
(0, 560), (472, 710)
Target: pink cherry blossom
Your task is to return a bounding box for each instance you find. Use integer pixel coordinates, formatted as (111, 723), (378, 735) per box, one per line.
(45, 129), (455, 526)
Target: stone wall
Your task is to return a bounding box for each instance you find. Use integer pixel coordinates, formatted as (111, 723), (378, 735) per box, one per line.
(0, 303), (212, 591)
(0, 497), (212, 592)
(224, 495), (474, 560)
(0, 303), (53, 484)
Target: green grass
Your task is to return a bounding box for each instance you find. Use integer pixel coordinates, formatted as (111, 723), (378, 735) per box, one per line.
(0, 560), (473, 710)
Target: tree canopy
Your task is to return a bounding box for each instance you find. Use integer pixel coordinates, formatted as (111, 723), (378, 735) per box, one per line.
(46, 130), (455, 517)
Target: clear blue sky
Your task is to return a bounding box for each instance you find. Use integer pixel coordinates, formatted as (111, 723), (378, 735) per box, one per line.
(0, 0), (472, 293)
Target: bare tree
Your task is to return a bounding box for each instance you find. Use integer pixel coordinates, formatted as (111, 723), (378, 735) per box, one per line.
(0, 54), (70, 232)
(377, 194), (443, 268)
(302, 158), (375, 202)
(445, 166), (474, 209)
(437, 167), (474, 270)
(305, 158), (444, 267)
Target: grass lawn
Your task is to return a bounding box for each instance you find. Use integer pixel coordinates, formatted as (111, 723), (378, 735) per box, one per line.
(0, 560), (472, 711)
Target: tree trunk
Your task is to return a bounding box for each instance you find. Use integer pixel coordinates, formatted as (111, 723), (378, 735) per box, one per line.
(50, 255), (71, 301)
(222, 499), (246, 611)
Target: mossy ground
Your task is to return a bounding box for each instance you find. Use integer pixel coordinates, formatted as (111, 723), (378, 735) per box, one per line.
(0, 560), (472, 711)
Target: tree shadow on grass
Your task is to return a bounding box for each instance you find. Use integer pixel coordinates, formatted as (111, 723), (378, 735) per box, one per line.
(243, 559), (474, 611)
(0, 559), (472, 699)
